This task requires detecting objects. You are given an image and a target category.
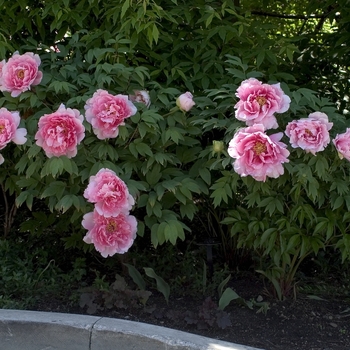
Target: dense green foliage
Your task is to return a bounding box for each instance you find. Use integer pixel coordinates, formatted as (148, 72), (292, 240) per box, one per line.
(1, 0), (350, 299)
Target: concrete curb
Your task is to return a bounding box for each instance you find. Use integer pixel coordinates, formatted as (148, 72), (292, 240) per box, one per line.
(0, 310), (264, 350)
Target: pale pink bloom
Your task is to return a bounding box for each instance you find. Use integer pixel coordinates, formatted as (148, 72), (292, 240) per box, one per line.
(82, 209), (137, 257)
(0, 108), (27, 150)
(0, 51), (42, 97)
(176, 92), (195, 112)
(0, 154), (4, 165)
(228, 124), (290, 182)
(83, 168), (134, 217)
(285, 112), (333, 155)
(333, 128), (350, 161)
(84, 89), (137, 140)
(35, 104), (85, 158)
(129, 90), (151, 107)
(235, 78), (291, 129)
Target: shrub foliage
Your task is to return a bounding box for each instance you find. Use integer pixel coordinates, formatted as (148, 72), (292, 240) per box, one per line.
(1, 0), (350, 297)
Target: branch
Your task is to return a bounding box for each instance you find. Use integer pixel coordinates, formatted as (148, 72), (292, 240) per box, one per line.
(251, 10), (339, 21)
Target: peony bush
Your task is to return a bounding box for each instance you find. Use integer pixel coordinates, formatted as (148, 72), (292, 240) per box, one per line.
(0, 46), (349, 273)
(1, 0), (350, 298)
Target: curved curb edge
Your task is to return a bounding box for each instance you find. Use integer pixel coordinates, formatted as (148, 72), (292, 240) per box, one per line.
(0, 309), (264, 350)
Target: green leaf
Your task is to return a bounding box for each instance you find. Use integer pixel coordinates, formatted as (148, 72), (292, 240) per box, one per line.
(135, 142), (153, 157)
(260, 228), (277, 247)
(55, 194), (75, 213)
(144, 267), (170, 303)
(218, 274), (231, 298)
(333, 196), (344, 210)
(40, 181), (66, 199)
(218, 287), (240, 310)
(15, 191), (28, 208)
(199, 167), (211, 185)
(41, 157), (64, 178)
(121, 0), (130, 19)
(123, 263), (146, 290)
(286, 234), (301, 252)
(152, 24), (159, 44)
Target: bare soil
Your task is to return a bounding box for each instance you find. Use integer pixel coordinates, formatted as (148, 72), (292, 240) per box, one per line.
(31, 275), (350, 350)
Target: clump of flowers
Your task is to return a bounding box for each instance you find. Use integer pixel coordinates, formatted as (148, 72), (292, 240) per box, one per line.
(234, 78), (291, 130)
(129, 90), (151, 108)
(82, 168), (137, 257)
(285, 112), (333, 155)
(176, 91), (195, 112)
(0, 108), (27, 164)
(35, 104), (85, 158)
(84, 89), (137, 140)
(333, 128), (350, 161)
(0, 51), (43, 97)
(228, 124), (290, 182)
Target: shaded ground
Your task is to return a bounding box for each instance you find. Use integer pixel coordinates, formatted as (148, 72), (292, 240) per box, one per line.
(30, 275), (350, 350)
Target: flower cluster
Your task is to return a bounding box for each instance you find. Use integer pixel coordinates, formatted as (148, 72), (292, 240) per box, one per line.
(229, 78), (291, 181)
(82, 168), (137, 257)
(227, 78), (350, 182)
(0, 51), (199, 256)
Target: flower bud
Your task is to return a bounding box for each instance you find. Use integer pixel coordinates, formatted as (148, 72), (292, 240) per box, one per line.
(212, 140), (224, 155)
(129, 90), (151, 108)
(176, 92), (195, 112)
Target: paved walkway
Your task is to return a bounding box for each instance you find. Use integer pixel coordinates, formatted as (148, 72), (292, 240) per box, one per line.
(0, 310), (264, 350)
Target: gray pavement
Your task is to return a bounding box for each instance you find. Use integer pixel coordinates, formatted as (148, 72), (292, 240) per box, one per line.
(0, 310), (264, 350)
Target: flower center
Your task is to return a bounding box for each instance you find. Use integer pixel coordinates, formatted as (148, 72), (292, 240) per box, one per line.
(106, 220), (117, 233)
(60, 123), (67, 134)
(256, 96), (267, 106)
(305, 129), (313, 136)
(17, 69), (25, 79)
(253, 141), (267, 155)
(0, 124), (4, 133)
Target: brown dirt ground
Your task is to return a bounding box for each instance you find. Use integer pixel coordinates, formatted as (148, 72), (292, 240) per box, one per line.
(30, 275), (350, 350)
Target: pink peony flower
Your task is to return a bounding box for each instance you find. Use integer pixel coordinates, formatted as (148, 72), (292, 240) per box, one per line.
(285, 112), (333, 155)
(234, 78), (291, 129)
(35, 104), (85, 158)
(84, 89), (137, 140)
(0, 108), (27, 150)
(82, 209), (137, 257)
(333, 128), (350, 161)
(176, 92), (195, 112)
(83, 168), (135, 217)
(129, 90), (151, 107)
(228, 124), (290, 182)
(0, 51), (42, 97)
(0, 59), (6, 80)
